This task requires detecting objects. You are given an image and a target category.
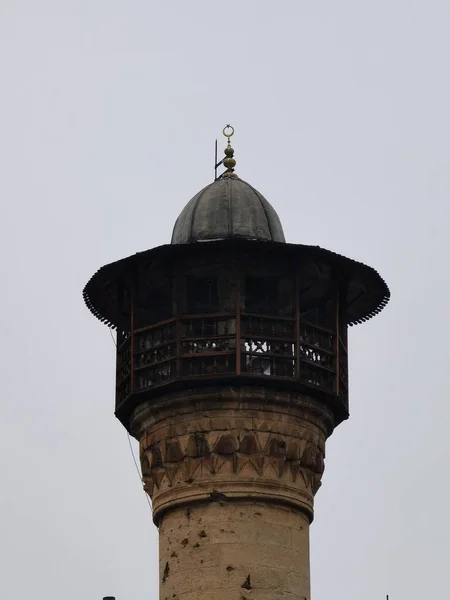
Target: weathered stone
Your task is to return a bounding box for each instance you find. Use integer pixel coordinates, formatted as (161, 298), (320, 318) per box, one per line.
(159, 503), (310, 600)
(130, 386), (334, 599)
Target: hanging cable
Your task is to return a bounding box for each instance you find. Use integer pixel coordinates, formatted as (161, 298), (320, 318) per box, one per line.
(108, 328), (152, 513)
(109, 327), (116, 346)
(127, 431), (152, 512)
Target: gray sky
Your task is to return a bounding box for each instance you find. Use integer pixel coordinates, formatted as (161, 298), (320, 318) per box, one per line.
(1, 1), (449, 599)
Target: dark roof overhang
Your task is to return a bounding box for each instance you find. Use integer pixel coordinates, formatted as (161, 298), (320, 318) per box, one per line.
(83, 239), (390, 329)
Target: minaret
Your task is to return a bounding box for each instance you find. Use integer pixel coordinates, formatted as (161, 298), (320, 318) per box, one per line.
(84, 126), (389, 600)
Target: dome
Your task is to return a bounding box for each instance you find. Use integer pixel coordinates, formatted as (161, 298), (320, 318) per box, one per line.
(171, 174), (286, 245)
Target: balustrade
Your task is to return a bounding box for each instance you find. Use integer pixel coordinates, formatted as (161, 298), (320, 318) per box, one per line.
(134, 321), (177, 392)
(299, 322), (335, 392)
(114, 278), (349, 411)
(241, 315), (296, 378)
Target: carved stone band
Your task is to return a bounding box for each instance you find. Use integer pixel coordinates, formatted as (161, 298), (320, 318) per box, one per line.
(130, 386), (334, 524)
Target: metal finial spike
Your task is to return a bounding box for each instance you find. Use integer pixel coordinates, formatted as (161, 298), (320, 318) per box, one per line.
(222, 124), (236, 175)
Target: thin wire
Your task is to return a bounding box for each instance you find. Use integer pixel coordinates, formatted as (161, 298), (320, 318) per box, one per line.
(127, 431), (152, 512)
(109, 327), (116, 347)
(108, 328), (152, 513)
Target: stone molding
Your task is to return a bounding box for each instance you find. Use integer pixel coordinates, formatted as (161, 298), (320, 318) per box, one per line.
(131, 387), (334, 523)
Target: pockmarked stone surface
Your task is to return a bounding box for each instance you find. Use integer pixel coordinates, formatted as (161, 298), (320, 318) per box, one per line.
(130, 386), (334, 599)
(159, 502), (310, 600)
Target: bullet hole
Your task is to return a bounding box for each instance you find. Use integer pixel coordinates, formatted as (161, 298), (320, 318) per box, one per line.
(170, 551), (178, 558)
(255, 512), (262, 516)
(209, 489), (227, 502)
(240, 512), (244, 517)
(162, 562), (170, 583)
(241, 575), (252, 590)
(220, 529), (225, 533)
(201, 559), (204, 564)
(226, 566), (235, 572)
(181, 538), (189, 547)
(193, 543), (200, 548)
(186, 478), (194, 484)
(198, 530), (207, 538)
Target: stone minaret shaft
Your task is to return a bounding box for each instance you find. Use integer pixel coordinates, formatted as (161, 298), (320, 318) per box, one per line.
(83, 127), (390, 600)
(131, 387), (332, 600)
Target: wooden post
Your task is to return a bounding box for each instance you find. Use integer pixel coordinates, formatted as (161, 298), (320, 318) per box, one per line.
(295, 270), (300, 380)
(334, 274), (340, 397)
(236, 274), (241, 376)
(130, 288), (135, 395)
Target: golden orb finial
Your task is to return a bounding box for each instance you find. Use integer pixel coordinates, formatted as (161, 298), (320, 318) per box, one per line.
(222, 124), (236, 175)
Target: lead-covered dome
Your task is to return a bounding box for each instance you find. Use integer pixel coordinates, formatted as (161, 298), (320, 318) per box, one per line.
(171, 174), (286, 244)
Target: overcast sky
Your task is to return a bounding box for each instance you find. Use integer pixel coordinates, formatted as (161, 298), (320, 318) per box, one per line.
(1, 1), (449, 599)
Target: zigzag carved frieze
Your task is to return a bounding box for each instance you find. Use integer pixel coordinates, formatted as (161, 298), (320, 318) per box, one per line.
(140, 426), (325, 498)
